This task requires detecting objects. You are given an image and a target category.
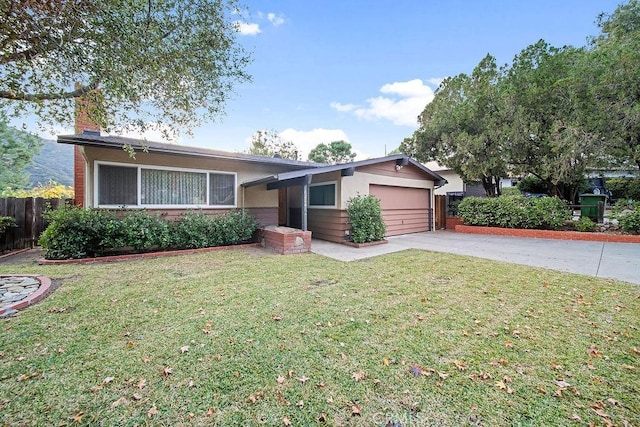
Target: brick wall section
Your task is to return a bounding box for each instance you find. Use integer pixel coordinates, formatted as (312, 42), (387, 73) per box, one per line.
(259, 226), (312, 255)
(455, 224), (640, 244)
(73, 93), (101, 208)
(446, 216), (464, 229)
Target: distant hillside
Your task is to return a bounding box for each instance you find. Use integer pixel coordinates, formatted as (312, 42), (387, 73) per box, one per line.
(25, 139), (74, 187)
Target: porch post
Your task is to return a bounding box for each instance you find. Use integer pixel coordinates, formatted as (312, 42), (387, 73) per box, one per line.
(302, 174), (312, 231)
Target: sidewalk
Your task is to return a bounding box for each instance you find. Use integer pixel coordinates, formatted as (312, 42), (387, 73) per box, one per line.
(311, 231), (640, 285)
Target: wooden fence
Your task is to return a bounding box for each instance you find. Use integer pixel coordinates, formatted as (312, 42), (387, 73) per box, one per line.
(0, 197), (72, 252)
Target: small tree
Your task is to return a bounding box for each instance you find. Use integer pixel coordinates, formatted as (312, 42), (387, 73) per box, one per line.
(247, 130), (299, 160)
(346, 195), (386, 243)
(308, 140), (356, 164)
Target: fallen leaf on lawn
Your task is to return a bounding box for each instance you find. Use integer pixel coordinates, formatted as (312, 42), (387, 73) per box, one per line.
(317, 412), (327, 423)
(298, 375), (309, 384)
(552, 362), (563, 370)
(409, 365), (423, 377)
(352, 372), (366, 382)
(143, 356), (151, 364)
(632, 347), (640, 355)
(283, 416), (291, 426)
(593, 408), (609, 418)
(272, 314), (282, 321)
(326, 396), (334, 404)
(622, 364), (636, 370)
(504, 341), (514, 348)
(571, 414), (582, 421)
(136, 379), (146, 389)
(351, 403), (361, 416)
(57, 348), (65, 354)
(588, 345), (601, 357)
(438, 371), (449, 380)
(201, 329), (212, 334)
(538, 386), (547, 394)
(554, 389), (563, 397)
(103, 376), (115, 384)
(454, 360), (467, 371)
(90, 385), (103, 393)
(503, 375), (512, 383)
(188, 380), (194, 388)
(382, 358), (390, 366)
(71, 412), (84, 423)
(205, 321), (214, 327)
(180, 346), (189, 354)
(206, 408), (215, 416)
(132, 394), (142, 401)
(111, 397), (127, 408)
(147, 405), (158, 418)
(606, 398), (619, 406)
(462, 330), (469, 336)
(296, 400), (304, 408)
(276, 376), (286, 385)
(162, 367), (172, 377)
(554, 379), (571, 388)
(317, 382), (325, 388)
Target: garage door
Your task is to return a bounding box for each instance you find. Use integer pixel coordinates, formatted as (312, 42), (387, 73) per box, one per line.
(369, 185), (431, 236)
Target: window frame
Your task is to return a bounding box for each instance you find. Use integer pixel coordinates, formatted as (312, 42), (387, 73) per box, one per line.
(94, 161), (237, 209)
(308, 181), (337, 209)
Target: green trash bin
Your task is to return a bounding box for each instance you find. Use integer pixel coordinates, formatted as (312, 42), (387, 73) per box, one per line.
(580, 194), (607, 222)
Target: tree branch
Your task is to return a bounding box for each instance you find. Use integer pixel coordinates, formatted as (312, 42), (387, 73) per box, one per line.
(0, 80), (100, 101)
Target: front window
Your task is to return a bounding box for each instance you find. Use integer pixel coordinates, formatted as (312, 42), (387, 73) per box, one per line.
(95, 162), (236, 208)
(309, 183), (336, 207)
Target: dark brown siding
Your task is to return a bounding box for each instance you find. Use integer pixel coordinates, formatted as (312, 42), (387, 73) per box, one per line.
(369, 185), (431, 236)
(138, 207), (277, 227)
(308, 209), (349, 242)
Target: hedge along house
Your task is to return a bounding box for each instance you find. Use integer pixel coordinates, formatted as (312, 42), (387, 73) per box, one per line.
(60, 131), (446, 243)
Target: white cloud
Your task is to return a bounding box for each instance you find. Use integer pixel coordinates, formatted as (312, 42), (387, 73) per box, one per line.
(234, 21), (261, 35)
(109, 123), (182, 143)
(331, 78), (437, 127)
(277, 128), (354, 161)
(267, 13), (285, 26)
(427, 77), (445, 88)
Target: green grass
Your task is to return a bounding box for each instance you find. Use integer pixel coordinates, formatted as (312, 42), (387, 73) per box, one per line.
(1, 248), (638, 426)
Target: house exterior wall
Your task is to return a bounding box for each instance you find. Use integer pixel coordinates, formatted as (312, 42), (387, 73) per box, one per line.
(306, 161), (437, 242)
(81, 146), (293, 226)
(433, 169), (464, 195)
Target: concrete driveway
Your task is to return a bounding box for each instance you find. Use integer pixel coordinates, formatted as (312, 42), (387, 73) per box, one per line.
(311, 231), (640, 285)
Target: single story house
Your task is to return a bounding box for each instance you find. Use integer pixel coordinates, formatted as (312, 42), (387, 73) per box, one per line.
(59, 131), (446, 243)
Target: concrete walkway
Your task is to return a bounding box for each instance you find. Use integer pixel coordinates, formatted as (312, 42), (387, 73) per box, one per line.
(311, 231), (640, 285)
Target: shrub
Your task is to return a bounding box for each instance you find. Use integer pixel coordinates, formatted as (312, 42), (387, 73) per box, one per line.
(458, 195), (570, 230)
(39, 207), (259, 259)
(573, 216), (598, 232)
(612, 200), (640, 234)
(607, 177), (640, 201)
(39, 205), (115, 259)
(346, 195), (386, 243)
(517, 175), (547, 195)
(0, 216), (16, 235)
(500, 187), (521, 196)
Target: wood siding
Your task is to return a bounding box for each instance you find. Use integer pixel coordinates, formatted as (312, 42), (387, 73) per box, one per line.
(369, 185), (431, 236)
(357, 161), (427, 180)
(307, 209), (349, 243)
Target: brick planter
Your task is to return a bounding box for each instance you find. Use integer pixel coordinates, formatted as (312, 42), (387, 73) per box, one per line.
(259, 226), (312, 255)
(455, 224), (640, 243)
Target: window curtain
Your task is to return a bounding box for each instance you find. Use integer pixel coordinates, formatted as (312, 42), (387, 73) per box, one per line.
(98, 165), (137, 205)
(141, 169), (206, 205)
(209, 173), (235, 205)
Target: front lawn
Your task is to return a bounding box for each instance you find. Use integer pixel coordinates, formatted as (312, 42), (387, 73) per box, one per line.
(0, 249), (638, 426)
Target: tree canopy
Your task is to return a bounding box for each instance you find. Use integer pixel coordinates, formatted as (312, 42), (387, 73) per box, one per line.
(308, 140), (356, 164)
(247, 130), (299, 160)
(0, 0), (251, 137)
(402, 0), (640, 201)
(0, 116), (42, 192)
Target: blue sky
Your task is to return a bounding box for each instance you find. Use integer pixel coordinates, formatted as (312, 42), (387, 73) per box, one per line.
(13, 0), (623, 160)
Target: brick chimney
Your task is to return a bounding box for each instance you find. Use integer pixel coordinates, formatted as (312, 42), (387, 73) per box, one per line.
(73, 92), (100, 208)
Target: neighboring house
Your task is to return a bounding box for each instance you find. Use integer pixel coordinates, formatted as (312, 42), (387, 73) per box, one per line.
(59, 131), (446, 243)
(425, 162), (485, 197)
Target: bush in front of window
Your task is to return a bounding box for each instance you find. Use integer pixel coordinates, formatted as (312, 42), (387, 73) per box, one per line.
(346, 195), (386, 243)
(39, 206), (259, 259)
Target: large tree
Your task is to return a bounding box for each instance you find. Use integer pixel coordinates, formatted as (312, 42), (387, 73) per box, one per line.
(308, 140), (356, 164)
(591, 0), (640, 172)
(402, 55), (508, 196)
(504, 41), (603, 202)
(0, 117), (42, 192)
(247, 130), (299, 160)
(0, 0), (251, 137)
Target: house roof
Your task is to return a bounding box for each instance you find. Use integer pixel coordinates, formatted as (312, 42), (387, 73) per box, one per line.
(241, 154), (447, 188)
(57, 131), (321, 169)
(57, 131), (446, 187)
